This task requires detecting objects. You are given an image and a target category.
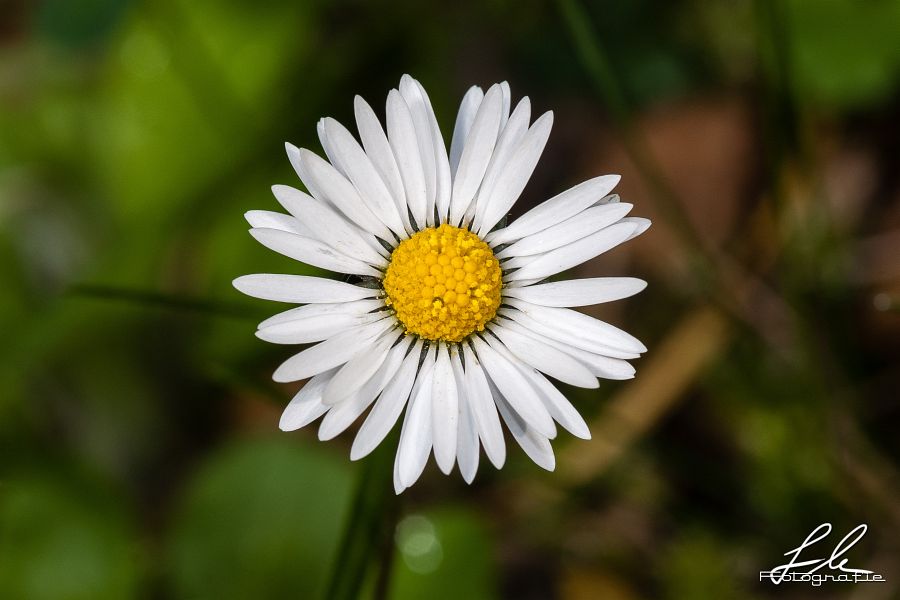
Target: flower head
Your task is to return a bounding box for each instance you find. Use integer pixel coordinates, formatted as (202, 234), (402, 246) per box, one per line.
(234, 75), (650, 493)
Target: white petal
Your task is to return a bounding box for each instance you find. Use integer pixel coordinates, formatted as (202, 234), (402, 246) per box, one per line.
(354, 95), (414, 235)
(487, 175), (621, 246)
(498, 253), (541, 271)
(317, 334), (410, 440)
(471, 336), (556, 438)
(506, 299), (647, 354)
(351, 340), (424, 461)
(520, 368), (591, 439)
(620, 216), (652, 240)
(386, 89), (428, 230)
(244, 210), (311, 237)
(503, 277), (647, 307)
(498, 307), (640, 360)
(414, 80), (452, 225)
(256, 311), (383, 345)
(271, 185), (388, 265)
(258, 299), (384, 329)
(498, 316), (637, 379)
(431, 344), (458, 474)
(393, 449), (406, 495)
(499, 81), (511, 129)
(322, 330), (402, 405)
(448, 84), (503, 226)
(461, 345), (506, 469)
(505, 221), (637, 282)
(278, 368), (336, 431)
(451, 351), (480, 483)
(272, 317), (394, 382)
(475, 111), (554, 236)
(322, 118), (407, 237)
(285, 142), (305, 181)
(397, 344), (437, 488)
(297, 149), (393, 241)
(249, 228), (382, 277)
(316, 118), (340, 174)
(467, 97), (532, 227)
(488, 324), (598, 388)
(494, 394), (556, 471)
(496, 203), (633, 259)
(449, 86), (484, 177)
(399, 75), (438, 226)
(233, 274), (378, 303)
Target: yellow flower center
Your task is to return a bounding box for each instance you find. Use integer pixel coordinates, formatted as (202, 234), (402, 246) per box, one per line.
(383, 224), (502, 342)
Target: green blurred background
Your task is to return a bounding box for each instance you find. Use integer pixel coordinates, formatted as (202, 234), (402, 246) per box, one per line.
(2, 0), (899, 598)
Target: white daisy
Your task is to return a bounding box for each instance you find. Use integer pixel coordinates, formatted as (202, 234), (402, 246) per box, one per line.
(234, 75), (650, 493)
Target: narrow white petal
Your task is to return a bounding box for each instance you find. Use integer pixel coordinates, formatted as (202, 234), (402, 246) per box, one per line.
(399, 75), (437, 226)
(351, 340), (424, 461)
(461, 345), (506, 469)
(397, 345), (437, 487)
(323, 118), (407, 237)
(499, 253), (541, 271)
(498, 308), (640, 360)
(506, 299), (647, 354)
(387, 89), (428, 229)
(271, 185), (388, 265)
(258, 299), (384, 329)
(471, 336), (556, 438)
(316, 118), (340, 174)
(354, 95), (414, 235)
(494, 394), (556, 471)
(322, 330), (401, 405)
(244, 210), (311, 237)
(449, 86), (484, 177)
(431, 344), (458, 474)
(285, 142), (305, 181)
(297, 149), (393, 241)
(503, 277), (647, 307)
(487, 175), (621, 246)
(318, 334), (410, 440)
(393, 450), (406, 495)
(505, 221), (637, 282)
(449, 85), (503, 226)
(496, 203), (633, 259)
(249, 228), (382, 277)
(256, 311), (383, 345)
(413, 79), (452, 224)
(475, 111), (553, 236)
(272, 317), (394, 383)
(488, 324), (598, 388)
(620, 216), (652, 240)
(233, 274), (378, 304)
(467, 97), (531, 228)
(499, 81), (511, 129)
(498, 316), (638, 378)
(520, 368), (591, 439)
(451, 351), (480, 483)
(278, 368), (336, 431)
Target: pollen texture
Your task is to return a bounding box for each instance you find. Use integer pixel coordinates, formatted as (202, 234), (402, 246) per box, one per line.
(383, 224), (502, 342)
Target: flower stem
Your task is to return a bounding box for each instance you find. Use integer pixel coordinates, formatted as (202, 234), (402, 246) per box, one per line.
(323, 435), (398, 600)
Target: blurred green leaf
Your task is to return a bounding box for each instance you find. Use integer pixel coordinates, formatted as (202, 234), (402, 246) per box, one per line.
(391, 507), (495, 600)
(165, 437), (353, 600)
(660, 531), (748, 600)
(787, 0), (900, 109)
(0, 473), (140, 600)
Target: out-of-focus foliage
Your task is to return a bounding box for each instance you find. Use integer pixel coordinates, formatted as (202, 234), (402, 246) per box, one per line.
(167, 438), (352, 599)
(0, 471), (139, 600)
(1, 0), (899, 598)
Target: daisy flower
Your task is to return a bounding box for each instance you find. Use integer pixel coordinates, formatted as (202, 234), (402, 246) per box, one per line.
(234, 75), (650, 493)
